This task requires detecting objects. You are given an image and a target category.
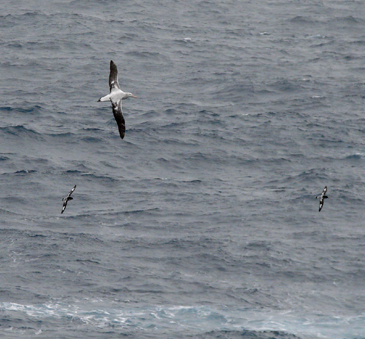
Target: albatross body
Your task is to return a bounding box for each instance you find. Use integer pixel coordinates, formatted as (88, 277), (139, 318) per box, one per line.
(98, 60), (136, 139)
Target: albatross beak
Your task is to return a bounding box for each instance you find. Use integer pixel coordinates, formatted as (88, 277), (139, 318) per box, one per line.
(131, 94), (137, 98)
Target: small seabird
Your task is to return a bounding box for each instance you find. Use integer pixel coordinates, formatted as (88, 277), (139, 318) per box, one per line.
(316, 186), (328, 212)
(98, 60), (136, 139)
(61, 185), (76, 214)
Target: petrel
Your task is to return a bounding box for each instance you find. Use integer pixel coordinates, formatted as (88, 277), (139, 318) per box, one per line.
(316, 186), (328, 212)
(98, 60), (136, 139)
(61, 185), (76, 214)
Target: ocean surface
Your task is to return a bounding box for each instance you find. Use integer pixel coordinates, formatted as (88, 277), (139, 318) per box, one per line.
(1, 0), (365, 338)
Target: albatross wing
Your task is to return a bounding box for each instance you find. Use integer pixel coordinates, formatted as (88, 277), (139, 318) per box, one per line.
(111, 101), (125, 139)
(67, 185), (77, 199)
(109, 60), (120, 91)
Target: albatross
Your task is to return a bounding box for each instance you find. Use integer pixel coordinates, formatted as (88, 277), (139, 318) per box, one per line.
(61, 185), (76, 214)
(316, 186), (328, 212)
(98, 60), (136, 139)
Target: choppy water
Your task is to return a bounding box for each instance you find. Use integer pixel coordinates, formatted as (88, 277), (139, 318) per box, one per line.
(1, 0), (365, 338)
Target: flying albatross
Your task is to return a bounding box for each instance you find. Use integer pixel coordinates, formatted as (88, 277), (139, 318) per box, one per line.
(316, 186), (328, 212)
(61, 185), (76, 214)
(98, 60), (136, 139)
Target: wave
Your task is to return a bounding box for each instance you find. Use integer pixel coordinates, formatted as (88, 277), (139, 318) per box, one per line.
(18, 105), (43, 114)
(289, 16), (320, 25)
(0, 155), (10, 161)
(80, 135), (104, 143)
(189, 330), (301, 339)
(1, 125), (42, 138)
(327, 15), (364, 25)
(1, 302), (364, 339)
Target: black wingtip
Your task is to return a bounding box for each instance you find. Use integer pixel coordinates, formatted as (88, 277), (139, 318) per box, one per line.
(118, 127), (125, 139)
(118, 126), (125, 139)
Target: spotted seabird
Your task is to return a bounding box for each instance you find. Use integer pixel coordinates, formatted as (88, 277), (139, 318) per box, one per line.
(61, 185), (76, 214)
(316, 186), (328, 212)
(98, 60), (136, 139)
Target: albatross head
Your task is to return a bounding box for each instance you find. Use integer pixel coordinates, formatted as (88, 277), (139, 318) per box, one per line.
(123, 92), (137, 100)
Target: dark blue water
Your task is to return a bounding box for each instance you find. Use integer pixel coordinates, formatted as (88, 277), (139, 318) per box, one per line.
(1, 1), (365, 338)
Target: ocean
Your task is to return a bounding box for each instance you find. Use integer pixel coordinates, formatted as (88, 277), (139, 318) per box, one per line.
(1, 0), (365, 338)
